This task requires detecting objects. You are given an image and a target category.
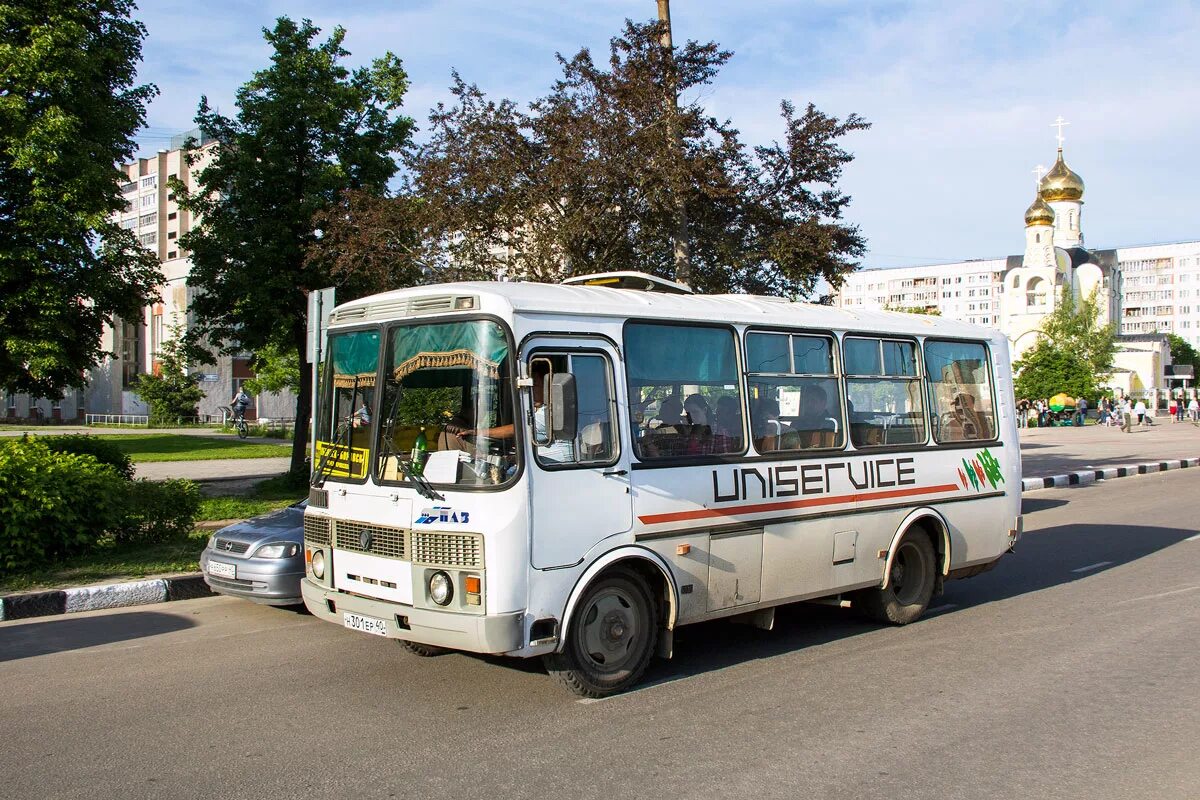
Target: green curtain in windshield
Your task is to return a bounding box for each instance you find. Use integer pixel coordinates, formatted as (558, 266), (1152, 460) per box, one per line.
(625, 322), (737, 384)
(390, 321), (509, 379)
(330, 331), (380, 387)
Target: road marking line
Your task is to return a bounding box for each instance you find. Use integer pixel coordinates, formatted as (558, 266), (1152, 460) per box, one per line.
(1071, 561), (1112, 574)
(1115, 586), (1200, 605)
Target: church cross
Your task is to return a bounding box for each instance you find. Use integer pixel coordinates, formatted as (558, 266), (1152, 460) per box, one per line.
(1033, 164), (1047, 186)
(1051, 116), (1070, 148)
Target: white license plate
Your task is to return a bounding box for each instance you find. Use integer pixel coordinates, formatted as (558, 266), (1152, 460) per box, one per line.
(343, 612), (388, 636)
(207, 561), (236, 579)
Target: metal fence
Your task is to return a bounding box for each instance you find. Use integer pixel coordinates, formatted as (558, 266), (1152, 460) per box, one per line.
(84, 414), (150, 427)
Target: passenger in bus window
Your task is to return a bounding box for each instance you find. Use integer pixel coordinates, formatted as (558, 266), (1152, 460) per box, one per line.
(944, 390), (988, 441)
(713, 394), (742, 446)
(651, 395), (685, 431)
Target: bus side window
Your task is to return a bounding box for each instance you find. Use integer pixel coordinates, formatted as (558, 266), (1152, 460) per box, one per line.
(531, 352), (619, 467)
(844, 337), (926, 448)
(745, 331), (843, 453)
(924, 340), (996, 443)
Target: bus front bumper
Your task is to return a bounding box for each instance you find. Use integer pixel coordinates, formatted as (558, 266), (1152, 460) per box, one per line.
(301, 578), (525, 654)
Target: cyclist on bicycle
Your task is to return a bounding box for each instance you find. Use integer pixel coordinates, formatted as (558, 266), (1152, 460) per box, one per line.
(231, 388), (251, 423)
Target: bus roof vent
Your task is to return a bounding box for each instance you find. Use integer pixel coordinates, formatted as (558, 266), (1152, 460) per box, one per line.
(331, 306), (368, 323)
(367, 298), (412, 319)
(409, 294), (460, 313)
(562, 271), (693, 295)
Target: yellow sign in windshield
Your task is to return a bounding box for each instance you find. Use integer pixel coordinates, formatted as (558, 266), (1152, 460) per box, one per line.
(314, 440), (369, 480)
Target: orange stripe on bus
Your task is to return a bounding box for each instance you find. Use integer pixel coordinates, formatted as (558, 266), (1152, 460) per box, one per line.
(636, 483), (962, 526)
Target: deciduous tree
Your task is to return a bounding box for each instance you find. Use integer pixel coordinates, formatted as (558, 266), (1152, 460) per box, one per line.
(1014, 287), (1116, 400)
(0, 0), (160, 397)
(408, 19), (868, 297)
(175, 17), (414, 477)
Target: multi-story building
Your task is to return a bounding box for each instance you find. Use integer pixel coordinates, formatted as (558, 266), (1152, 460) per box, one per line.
(89, 131), (297, 422)
(3, 131), (297, 425)
(835, 136), (1199, 399)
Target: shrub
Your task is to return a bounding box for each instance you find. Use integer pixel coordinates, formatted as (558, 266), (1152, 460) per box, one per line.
(41, 434), (135, 479)
(0, 439), (126, 573)
(115, 478), (201, 545)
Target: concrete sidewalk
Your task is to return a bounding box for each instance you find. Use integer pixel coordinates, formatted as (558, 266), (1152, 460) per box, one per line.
(1018, 419), (1200, 476)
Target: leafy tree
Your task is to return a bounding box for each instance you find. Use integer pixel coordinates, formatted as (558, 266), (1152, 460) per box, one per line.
(175, 17), (415, 476)
(1166, 333), (1199, 374)
(407, 19), (868, 296)
(886, 305), (941, 315)
(132, 324), (203, 424)
(1013, 287), (1116, 401)
(242, 340), (299, 396)
(306, 189), (427, 297)
(0, 0), (161, 397)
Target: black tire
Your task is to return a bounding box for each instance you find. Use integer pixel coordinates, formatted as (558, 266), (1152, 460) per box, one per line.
(236, 422), (249, 439)
(544, 572), (657, 698)
(855, 532), (937, 625)
(397, 639), (449, 657)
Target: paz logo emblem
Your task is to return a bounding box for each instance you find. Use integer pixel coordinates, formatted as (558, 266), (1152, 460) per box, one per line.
(359, 530), (373, 551)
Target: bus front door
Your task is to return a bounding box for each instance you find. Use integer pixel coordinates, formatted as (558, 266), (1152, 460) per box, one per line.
(525, 340), (632, 569)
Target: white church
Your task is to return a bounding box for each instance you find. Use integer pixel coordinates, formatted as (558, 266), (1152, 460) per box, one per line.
(836, 119), (1197, 401)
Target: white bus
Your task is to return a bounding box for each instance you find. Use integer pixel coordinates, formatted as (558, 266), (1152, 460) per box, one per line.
(301, 272), (1022, 697)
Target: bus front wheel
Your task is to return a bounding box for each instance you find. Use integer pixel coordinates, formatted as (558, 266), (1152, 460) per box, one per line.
(544, 572), (657, 698)
(855, 532), (936, 625)
(397, 639), (449, 657)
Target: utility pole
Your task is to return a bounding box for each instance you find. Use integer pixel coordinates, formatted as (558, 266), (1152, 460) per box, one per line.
(657, 0), (691, 287)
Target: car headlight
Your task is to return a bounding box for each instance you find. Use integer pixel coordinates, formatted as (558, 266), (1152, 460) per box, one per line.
(429, 571), (453, 606)
(255, 542), (299, 559)
(311, 550), (326, 579)
(206, 534), (216, 550)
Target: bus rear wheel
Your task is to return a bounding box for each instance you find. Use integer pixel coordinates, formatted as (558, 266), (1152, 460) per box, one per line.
(856, 532), (936, 625)
(544, 572), (657, 698)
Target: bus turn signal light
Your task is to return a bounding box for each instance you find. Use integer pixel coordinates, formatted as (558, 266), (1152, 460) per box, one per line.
(464, 576), (481, 594)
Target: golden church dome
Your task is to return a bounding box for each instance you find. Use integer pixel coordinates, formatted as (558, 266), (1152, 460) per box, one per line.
(1024, 192), (1055, 227)
(1039, 148), (1084, 202)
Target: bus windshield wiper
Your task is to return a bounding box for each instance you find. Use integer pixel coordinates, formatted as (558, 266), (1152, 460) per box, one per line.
(311, 377), (359, 488)
(399, 455), (444, 501)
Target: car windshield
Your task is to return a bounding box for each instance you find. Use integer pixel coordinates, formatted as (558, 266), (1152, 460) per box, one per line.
(375, 319), (517, 487)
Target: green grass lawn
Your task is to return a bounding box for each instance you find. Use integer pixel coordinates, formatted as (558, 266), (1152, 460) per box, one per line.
(93, 433), (292, 462)
(197, 474), (303, 521)
(1, 475), (307, 594)
(0, 530), (210, 594)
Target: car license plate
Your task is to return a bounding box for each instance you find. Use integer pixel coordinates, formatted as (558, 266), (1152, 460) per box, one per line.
(343, 612), (388, 636)
(207, 561), (236, 579)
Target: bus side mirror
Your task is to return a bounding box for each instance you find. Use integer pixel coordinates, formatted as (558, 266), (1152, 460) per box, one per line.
(550, 373), (577, 442)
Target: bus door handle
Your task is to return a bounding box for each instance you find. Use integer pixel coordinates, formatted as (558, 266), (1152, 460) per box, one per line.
(602, 469), (628, 477)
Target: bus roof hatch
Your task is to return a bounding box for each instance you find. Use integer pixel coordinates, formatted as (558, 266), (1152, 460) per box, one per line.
(561, 271), (694, 295)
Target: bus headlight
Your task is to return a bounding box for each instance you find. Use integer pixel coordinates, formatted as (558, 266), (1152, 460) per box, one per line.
(311, 550), (326, 579)
(429, 571), (453, 606)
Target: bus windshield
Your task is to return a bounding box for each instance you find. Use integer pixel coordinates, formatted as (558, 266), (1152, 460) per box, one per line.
(375, 319), (517, 488)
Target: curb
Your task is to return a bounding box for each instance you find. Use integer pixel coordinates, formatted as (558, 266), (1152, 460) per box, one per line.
(1020, 457), (1200, 493)
(0, 574), (213, 622)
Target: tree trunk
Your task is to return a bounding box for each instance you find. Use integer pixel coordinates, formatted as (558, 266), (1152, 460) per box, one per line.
(289, 323), (312, 480)
(657, 0), (690, 286)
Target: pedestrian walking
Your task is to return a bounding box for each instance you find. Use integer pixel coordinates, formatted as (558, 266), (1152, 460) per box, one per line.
(1075, 396), (1088, 427)
(1120, 398), (1133, 433)
(1176, 395), (1186, 422)
(1134, 398), (1147, 426)
(1169, 397), (1178, 422)
(1190, 397), (1199, 422)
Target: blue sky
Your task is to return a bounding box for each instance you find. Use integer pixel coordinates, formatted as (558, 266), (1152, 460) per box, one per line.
(131, 0), (1199, 270)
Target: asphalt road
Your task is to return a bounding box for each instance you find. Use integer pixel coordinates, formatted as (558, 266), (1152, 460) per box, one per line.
(2, 470), (1198, 800)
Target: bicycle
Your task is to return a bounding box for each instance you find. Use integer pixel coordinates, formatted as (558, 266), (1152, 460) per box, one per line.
(222, 406), (250, 439)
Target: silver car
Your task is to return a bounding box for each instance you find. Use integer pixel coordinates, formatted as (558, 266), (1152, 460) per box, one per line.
(200, 501), (306, 605)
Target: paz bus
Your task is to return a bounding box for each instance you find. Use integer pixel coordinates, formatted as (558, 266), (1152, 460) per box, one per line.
(301, 271), (1022, 697)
